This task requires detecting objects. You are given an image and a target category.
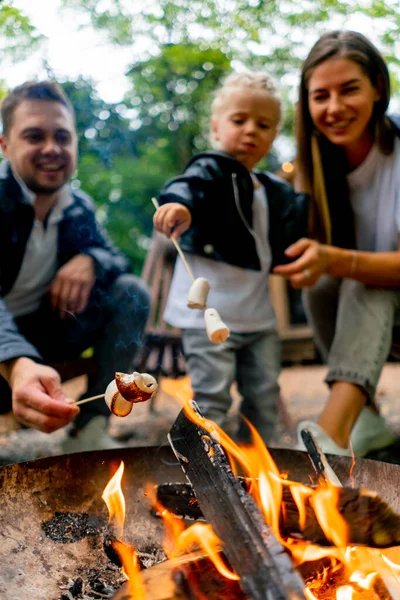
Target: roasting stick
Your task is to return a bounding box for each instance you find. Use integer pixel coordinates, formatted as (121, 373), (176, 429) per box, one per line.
(74, 394), (105, 406)
(300, 428), (343, 487)
(151, 197), (195, 282)
(151, 197), (229, 344)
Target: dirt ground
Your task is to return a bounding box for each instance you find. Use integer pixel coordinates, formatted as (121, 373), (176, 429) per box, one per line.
(1, 362), (400, 466)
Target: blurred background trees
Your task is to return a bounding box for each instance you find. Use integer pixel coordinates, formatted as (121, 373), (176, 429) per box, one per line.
(1, 0), (400, 270)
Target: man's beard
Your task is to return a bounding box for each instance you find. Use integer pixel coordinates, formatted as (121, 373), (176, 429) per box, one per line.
(24, 176), (67, 196)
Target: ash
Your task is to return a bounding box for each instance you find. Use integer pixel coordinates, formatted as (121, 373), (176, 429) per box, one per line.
(42, 511), (105, 544)
(58, 566), (125, 599)
(58, 546), (166, 599)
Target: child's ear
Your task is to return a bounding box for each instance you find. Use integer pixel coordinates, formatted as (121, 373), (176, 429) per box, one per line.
(211, 117), (219, 141)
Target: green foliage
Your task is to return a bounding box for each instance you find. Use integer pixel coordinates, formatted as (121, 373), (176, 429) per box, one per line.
(62, 0), (400, 69)
(61, 44), (231, 272)
(126, 43), (231, 169)
(7, 0), (400, 275)
(0, 4), (43, 60)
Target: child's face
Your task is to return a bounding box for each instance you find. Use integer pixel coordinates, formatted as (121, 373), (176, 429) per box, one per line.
(211, 89), (280, 170)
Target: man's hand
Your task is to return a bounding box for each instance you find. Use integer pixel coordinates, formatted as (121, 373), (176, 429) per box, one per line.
(49, 254), (96, 318)
(153, 203), (192, 241)
(9, 358), (80, 433)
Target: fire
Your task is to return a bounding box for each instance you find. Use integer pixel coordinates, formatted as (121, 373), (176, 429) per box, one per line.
(160, 376), (400, 599)
(98, 377), (400, 599)
(102, 461), (126, 538)
(147, 484), (238, 581)
(101, 461), (145, 599)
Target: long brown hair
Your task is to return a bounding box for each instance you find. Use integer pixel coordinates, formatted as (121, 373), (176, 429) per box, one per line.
(296, 30), (393, 245)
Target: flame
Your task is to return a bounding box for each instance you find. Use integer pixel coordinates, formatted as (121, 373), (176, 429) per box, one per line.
(160, 377), (400, 599)
(102, 461), (126, 539)
(112, 539), (146, 600)
(147, 484), (239, 581)
(176, 523), (239, 581)
(309, 483), (348, 548)
(102, 461), (146, 599)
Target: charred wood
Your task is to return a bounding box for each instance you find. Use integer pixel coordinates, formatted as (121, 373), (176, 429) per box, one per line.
(168, 404), (306, 600)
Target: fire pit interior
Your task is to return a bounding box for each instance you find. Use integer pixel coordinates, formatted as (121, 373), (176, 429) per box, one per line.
(1, 429), (400, 599)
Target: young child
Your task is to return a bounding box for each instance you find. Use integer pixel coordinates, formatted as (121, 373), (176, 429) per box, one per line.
(153, 71), (307, 444)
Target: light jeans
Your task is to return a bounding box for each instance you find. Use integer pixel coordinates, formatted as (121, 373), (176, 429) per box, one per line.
(303, 276), (400, 400)
(182, 328), (281, 444)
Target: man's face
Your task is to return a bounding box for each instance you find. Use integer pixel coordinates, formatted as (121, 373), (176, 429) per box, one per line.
(1, 99), (78, 195)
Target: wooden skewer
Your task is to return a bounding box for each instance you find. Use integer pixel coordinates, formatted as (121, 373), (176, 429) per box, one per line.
(151, 197), (195, 282)
(74, 394), (105, 406)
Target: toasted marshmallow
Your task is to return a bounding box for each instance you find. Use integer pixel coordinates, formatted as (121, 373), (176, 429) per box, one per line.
(115, 371), (158, 403)
(104, 380), (134, 417)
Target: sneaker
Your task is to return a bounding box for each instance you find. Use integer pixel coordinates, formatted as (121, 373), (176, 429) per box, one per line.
(350, 407), (397, 457)
(61, 416), (124, 454)
(296, 420), (352, 457)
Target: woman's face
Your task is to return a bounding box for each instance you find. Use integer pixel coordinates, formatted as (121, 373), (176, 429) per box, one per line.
(307, 57), (381, 166)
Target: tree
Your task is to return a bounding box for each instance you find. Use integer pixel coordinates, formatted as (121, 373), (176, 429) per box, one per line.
(0, 4), (43, 100)
(62, 0), (400, 74)
(61, 0), (400, 159)
(0, 4), (43, 60)
(126, 42), (231, 170)
(60, 42), (232, 271)
(60, 78), (152, 271)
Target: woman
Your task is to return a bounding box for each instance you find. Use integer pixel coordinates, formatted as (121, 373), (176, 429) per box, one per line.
(274, 30), (400, 457)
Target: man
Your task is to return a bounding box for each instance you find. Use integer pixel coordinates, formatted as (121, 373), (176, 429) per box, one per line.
(0, 80), (150, 443)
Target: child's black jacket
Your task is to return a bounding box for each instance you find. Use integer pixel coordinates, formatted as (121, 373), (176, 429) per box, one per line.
(159, 150), (308, 271)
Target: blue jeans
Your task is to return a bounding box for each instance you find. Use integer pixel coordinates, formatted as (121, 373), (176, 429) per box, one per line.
(0, 274), (150, 425)
(182, 328), (281, 444)
(303, 276), (400, 400)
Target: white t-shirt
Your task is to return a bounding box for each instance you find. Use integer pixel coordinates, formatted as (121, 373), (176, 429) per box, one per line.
(4, 183), (73, 317)
(163, 183), (276, 332)
(347, 137), (400, 252)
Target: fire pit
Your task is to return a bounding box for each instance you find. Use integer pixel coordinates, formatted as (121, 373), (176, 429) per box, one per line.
(1, 437), (400, 600)
(0, 446), (185, 599)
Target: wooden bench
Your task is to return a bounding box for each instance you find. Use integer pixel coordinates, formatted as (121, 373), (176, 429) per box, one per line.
(134, 231), (317, 431)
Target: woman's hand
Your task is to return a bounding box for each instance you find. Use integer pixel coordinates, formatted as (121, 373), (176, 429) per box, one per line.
(273, 238), (333, 288)
(153, 203), (192, 240)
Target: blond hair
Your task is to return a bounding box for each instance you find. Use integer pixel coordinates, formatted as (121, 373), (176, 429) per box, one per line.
(211, 71), (281, 121)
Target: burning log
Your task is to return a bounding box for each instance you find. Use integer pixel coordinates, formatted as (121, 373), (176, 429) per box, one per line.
(168, 404), (306, 600)
(112, 549), (247, 600)
(156, 481), (400, 549)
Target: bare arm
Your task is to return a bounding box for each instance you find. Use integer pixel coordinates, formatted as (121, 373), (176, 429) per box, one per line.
(273, 238), (400, 288)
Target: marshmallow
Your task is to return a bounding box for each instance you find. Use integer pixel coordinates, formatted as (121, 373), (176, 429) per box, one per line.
(204, 308), (230, 344)
(115, 371), (158, 403)
(187, 277), (210, 309)
(105, 380), (134, 417)
(104, 372), (158, 417)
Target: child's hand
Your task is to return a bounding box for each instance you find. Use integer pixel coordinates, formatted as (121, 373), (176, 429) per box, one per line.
(153, 203), (192, 240)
